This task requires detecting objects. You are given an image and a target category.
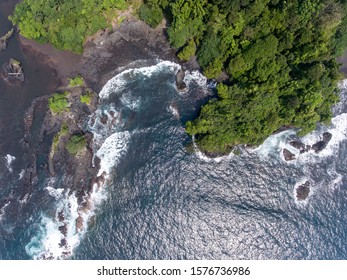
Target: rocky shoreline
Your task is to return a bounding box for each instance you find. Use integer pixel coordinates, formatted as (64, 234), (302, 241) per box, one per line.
(16, 15), (197, 258)
(282, 132), (333, 161)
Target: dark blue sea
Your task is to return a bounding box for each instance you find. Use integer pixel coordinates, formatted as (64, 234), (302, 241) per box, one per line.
(1, 57), (347, 260)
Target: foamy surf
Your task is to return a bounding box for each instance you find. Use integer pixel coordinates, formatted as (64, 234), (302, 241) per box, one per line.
(168, 103), (180, 119)
(254, 130), (297, 159)
(192, 136), (234, 163)
(2, 154), (15, 173)
(0, 201), (10, 221)
(18, 169), (25, 180)
(26, 180), (108, 259)
(99, 61), (181, 100)
(25, 192), (81, 260)
(25, 60), (158, 259)
(120, 92), (141, 111)
(95, 131), (131, 177)
(255, 112), (347, 163)
(183, 70), (207, 88)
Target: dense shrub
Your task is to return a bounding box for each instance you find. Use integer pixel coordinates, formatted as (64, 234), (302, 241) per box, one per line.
(69, 76), (84, 87)
(139, 1), (164, 28)
(80, 91), (93, 105)
(10, 0), (129, 53)
(66, 135), (86, 155)
(48, 92), (69, 114)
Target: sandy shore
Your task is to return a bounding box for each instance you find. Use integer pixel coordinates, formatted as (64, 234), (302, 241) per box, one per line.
(19, 35), (82, 85)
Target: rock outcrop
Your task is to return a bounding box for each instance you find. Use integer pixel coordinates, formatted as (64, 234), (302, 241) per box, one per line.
(296, 181), (310, 201)
(1, 58), (24, 84)
(283, 148), (296, 161)
(312, 132), (332, 153)
(175, 68), (187, 92)
(289, 141), (311, 154)
(0, 28), (14, 52)
(283, 132), (333, 161)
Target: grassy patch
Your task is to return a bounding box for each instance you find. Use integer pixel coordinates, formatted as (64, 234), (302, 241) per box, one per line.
(80, 91), (93, 105)
(68, 76), (84, 87)
(66, 134), (86, 155)
(52, 123), (69, 153)
(49, 92), (69, 114)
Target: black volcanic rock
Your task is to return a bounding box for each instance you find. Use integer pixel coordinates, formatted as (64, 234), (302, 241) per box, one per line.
(289, 140), (311, 154)
(312, 132), (332, 153)
(1, 58), (24, 84)
(296, 181), (310, 201)
(283, 148), (296, 161)
(175, 69), (187, 91)
(0, 28), (14, 52)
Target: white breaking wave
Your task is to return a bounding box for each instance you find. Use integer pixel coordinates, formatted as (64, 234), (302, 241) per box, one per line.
(254, 130), (297, 159)
(255, 113), (347, 162)
(99, 61), (181, 100)
(0, 201), (10, 221)
(26, 60), (152, 259)
(26, 181), (108, 259)
(183, 70), (207, 88)
(25, 193), (80, 260)
(96, 131), (131, 176)
(120, 91), (141, 111)
(333, 79), (347, 115)
(168, 104), (180, 119)
(299, 113), (347, 159)
(45, 186), (64, 200)
(192, 136), (234, 163)
(2, 154), (15, 173)
(18, 169), (25, 180)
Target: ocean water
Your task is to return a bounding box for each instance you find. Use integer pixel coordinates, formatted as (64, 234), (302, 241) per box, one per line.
(1, 59), (347, 259)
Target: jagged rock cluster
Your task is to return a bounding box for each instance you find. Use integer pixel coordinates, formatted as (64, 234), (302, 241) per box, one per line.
(283, 132), (333, 161)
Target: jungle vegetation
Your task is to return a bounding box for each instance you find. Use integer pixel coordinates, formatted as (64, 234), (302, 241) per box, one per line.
(10, 0), (128, 53)
(48, 92), (69, 114)
(66, 134), (87, 155)
(11, 0), (347, 153)
(141, 0), (347, 153)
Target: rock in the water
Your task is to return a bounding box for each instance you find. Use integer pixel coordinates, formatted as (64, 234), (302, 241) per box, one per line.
(0, 28), (14, 52)
(296, 181), (310, 201)
(58, 224), (68, 236)
(312, 132), (332, 153)
(289, 140), (311, 154)
(76, 216), (84, 231)
(175, 69), (187, 91)
(1, 58), (24, 84)
(283, 148), (296, 161)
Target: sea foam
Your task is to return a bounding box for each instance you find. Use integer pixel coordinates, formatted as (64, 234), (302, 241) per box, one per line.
(2, 154), (15, 173)
(96, 131), (131, 176)
(99, 61), (181, 100)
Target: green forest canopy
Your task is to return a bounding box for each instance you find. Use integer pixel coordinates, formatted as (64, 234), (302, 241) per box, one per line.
(140, 0), (346, 153)
(10, 0), (128, 53)
(11, 0), (347, 153)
